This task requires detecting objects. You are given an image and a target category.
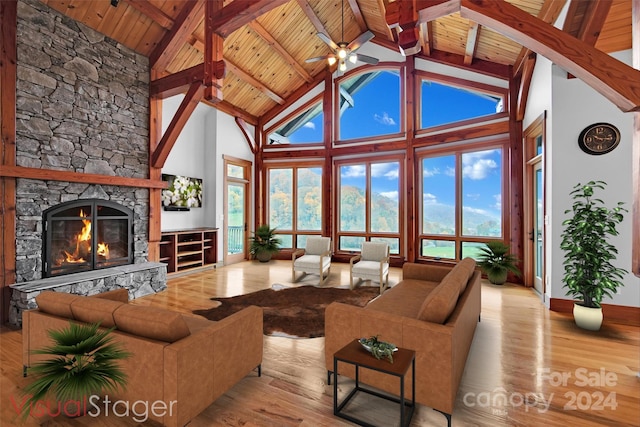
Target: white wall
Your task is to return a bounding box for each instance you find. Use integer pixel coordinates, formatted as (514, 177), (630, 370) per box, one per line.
(161, 95), (254, 262)
(527, 49), (640, 308)
(161, 95), (215, 231)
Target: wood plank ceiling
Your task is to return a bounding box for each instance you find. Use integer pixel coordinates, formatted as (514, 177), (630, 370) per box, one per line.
(40, 0), (633, 123)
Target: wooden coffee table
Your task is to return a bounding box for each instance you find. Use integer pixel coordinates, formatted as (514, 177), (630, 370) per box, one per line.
(333, 339), (415, 427)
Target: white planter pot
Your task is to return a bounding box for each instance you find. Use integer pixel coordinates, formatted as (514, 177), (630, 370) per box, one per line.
(573, 303), (603, 331)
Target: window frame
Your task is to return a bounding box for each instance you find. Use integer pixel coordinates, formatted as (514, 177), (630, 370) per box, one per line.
(263, 94), (325, 148)
(415, 70), (509, 135)
(264, 161), (324, 249)
(333, 63), (406, 145)
(417, 138), (510, 262)
(334, 154), (405, 257)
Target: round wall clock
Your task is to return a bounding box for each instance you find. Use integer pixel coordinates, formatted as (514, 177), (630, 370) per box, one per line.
(578, 122), (621, 155)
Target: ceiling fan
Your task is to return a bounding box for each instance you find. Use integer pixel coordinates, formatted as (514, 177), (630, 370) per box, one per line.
(305, 0), (379, 71)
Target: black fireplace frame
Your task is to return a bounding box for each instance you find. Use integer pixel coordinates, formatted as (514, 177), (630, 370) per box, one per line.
(43, 199), (134, 278)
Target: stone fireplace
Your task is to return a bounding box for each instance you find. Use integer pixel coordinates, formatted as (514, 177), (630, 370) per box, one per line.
(43, 199), (133, 277)
(8, 1), (167, 327)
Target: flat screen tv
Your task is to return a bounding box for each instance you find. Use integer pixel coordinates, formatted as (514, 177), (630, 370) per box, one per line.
(161, 174), (203, 211)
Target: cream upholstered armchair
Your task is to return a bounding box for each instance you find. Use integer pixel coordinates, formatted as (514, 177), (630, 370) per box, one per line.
(349, 242), (390, 294)
(292, 237), (332, 285)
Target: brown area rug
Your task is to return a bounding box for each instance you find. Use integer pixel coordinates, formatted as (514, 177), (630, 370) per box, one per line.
(193, 285), (381, 338)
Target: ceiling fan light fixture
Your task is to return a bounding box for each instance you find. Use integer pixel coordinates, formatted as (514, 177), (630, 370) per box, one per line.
(327, 56), (337, 66)
(339, 60), (347, 72)
(348, 53), (357, 64)
(337, 48), (347, 59)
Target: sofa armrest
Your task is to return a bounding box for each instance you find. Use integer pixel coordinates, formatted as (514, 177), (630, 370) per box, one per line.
(402, 262), (452, 282)
(162, 305), (263, 427)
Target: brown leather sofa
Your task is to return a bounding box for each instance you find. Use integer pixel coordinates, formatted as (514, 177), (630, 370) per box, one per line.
(22, 289), (263, 427)
(325, 258), (481, 427)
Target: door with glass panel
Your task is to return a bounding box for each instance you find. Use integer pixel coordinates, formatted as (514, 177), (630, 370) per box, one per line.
(531, 162), (544, 296)
(224, 157), (251, 265)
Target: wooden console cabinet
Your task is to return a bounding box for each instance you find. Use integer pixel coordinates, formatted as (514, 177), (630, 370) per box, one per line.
(160, 228), (218, 275)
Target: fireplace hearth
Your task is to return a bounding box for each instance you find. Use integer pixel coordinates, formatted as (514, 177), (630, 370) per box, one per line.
(43, 199), (133, 277)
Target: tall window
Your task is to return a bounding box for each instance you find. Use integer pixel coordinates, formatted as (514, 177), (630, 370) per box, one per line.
(337, 68), (402, 141)
(337, 159), (401, 254)
(268, 165), (323, 248)
(419, 146), (504, 260)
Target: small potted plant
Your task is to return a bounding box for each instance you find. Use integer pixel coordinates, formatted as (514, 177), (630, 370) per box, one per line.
(477, 241), (521, 285)
(249, 224), (281, 262)
(560, 181), (627, 331)
(20, 322), (130, 420)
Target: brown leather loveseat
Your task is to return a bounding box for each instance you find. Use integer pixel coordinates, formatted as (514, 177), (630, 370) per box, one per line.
(325, 258), (481, 427)
(22, 289), (263, 427)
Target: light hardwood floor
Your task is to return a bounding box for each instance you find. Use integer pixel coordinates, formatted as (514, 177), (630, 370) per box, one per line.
(1, 260), (639, 426)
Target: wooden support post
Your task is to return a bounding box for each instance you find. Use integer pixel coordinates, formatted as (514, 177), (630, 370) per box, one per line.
(204, 0), (224, 102)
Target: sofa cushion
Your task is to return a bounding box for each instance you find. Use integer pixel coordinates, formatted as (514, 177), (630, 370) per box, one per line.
(71, 297), (124, 328)
(453, 257), (476, 293)
(417, 275), (461, 324)
(367, 279), (439, 318)
(91, 288), (129, 303)
(113, 304), (191, 343)
(35, 291), (80, 319)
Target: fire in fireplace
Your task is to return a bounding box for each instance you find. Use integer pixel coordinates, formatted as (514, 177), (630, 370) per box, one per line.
(43, 199), (133, 277)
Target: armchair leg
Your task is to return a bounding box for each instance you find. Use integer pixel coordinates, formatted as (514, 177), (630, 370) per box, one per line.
(327, 370), (333, 385)
(256, 364), (262, 377)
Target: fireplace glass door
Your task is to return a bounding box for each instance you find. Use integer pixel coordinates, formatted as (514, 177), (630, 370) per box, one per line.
(44, 200), (133, 277)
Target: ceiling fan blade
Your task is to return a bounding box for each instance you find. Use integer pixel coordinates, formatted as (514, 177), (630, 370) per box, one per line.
(347, 30), (375, 52)
(305, 54), (335, 63)
(356, 54), (379, 65)
(316, 33), (339, 51)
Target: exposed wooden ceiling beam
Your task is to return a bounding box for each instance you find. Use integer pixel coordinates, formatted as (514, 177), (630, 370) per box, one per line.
(122, 0), (173, 30)
(207, 100), (259, 125)
(235, 117), (258, 154)
(149, 0), (204, 72)
(419, 21), (433, 56)
(416, 48), (511, 79)
(212, 0), (290, 38)
(187, 37), (285, 105)
(225, 60), (285, 105)
(460, 0), (640, 112)
(513, 0), (566, 77)
(296, 0), (331, 38)
(151, 81), (204, 168)
(204, 0), (224, 102)
(577, 0), (613, 46)
(150, 63), (205, 99)
(517, 53), (536, 121)
(248, 21), (313, 83)
(376, 0), (395, 40)
(346, 0), (368, 33)
(463, 21), (480, 65)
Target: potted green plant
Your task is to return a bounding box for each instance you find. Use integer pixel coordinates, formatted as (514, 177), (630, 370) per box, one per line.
(560, 181), (627, 331)
(249, 224), (281, 262)
(477, 241), (521, 285)
(20, 322), (130, 419)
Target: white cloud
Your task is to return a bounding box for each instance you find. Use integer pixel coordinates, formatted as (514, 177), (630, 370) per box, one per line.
(445, 167), (456, 177)
(467, 193), (480, 201)
(380, 191), (398, 201)
(423, 193), (437, 204)
(374, 112), (396, 126)
(341, 165), (365, 178)
(462, 150), (498, 180)
(463, 206), (492, 216)
(424, 167), (440, 177)
(493, 194), (502, 210)
(371, 163), (399, 179)
(303, 121), (315, 129)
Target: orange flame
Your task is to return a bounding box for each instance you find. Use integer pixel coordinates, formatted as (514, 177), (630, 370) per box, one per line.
(57, 209), (111, 266)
